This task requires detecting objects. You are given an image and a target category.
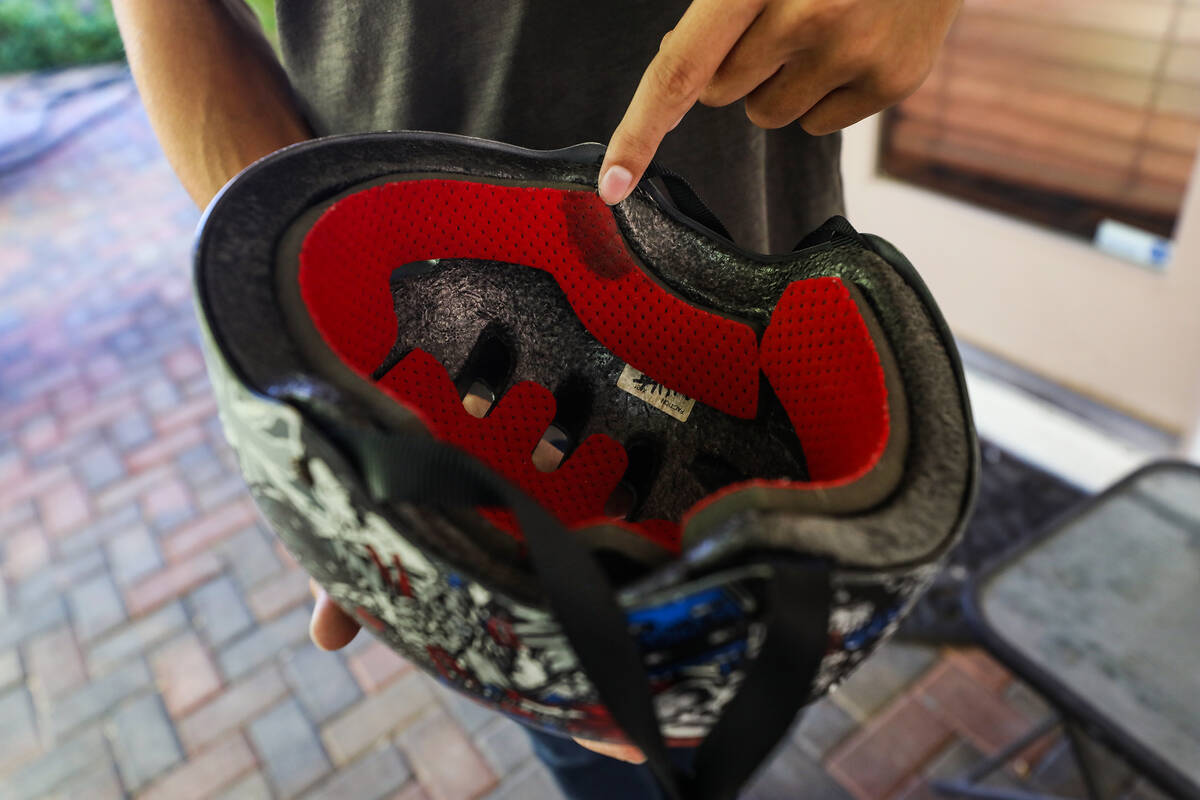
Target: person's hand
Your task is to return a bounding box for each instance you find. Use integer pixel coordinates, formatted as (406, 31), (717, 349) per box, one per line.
(307, 581), (647, 761)
(596, 0), (962, 205)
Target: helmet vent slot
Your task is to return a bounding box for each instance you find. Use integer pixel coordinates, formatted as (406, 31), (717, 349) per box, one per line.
(462, 381), (495, 419)
(606, 437), (660, 520)
(454, 325), (514, 407)
(604, 481), (638, 520)
(550, 375), (593, 441)
(532, 423), (570, 472)
(691, 452), (749, 495)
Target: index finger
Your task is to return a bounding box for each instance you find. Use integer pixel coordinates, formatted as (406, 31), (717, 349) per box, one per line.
(598, 0), (765, 205)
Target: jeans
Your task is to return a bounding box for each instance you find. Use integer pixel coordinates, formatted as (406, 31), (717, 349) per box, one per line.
(526, 727), (697, 800)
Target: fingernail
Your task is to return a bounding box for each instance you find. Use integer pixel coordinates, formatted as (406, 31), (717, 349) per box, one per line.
(598, 165), (633, 205)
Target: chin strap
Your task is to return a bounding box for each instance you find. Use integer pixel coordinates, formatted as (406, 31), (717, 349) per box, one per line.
(339, 425), (832, 800)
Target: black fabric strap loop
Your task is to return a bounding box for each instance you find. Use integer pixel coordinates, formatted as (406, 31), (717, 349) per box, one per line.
(643, 162), (735, 242)
(692, 560), (831, 799)
(343, 426), (831, 800)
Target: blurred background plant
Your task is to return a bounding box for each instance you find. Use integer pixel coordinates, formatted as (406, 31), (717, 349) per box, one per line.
(0, 0), (123, 74)
(243, 0), (277, 45)
(0, 0), (279, 75)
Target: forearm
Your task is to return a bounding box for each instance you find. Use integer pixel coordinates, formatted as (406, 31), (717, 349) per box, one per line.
(113, 0), (312, 207)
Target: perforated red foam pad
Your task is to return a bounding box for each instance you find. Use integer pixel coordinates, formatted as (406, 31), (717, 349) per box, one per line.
(375, 349), (683, 552)
(298, 178), (890, 547)
(299, 180), (760, 417)
(759, 279), (889, 482)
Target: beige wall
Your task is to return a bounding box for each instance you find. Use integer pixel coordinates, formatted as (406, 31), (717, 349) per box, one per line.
(1186, 377), (1200, 459)
(841, 115), (1200, 437)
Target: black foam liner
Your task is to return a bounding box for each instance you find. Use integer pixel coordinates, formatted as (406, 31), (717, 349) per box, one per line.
(898, 440), (1087, 644)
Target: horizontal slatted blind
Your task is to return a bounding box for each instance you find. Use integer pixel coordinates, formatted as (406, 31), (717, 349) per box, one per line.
(881, 0), (1200, 240)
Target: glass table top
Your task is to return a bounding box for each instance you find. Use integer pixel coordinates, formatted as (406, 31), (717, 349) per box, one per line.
(979, 463), (1200, 791)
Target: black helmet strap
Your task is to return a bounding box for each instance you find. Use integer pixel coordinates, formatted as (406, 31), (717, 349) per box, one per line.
(343, 426), (832, 800)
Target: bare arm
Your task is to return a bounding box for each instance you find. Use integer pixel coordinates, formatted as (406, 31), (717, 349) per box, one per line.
(112, 0), (312, 207)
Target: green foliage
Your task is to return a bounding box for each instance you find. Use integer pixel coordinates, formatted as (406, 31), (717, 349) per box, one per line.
(244, 0), (278, 46)
(0, 0), (125, 75)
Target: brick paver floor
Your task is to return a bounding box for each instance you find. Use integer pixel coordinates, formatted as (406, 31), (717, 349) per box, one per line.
(0, 68), (1166, 800)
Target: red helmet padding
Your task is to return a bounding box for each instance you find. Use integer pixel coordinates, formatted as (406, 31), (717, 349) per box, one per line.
(298, 178), (891, 547)
(760, 278), (889, 482)
(299, 180), (761, 418)
(378, 348), (629, 521)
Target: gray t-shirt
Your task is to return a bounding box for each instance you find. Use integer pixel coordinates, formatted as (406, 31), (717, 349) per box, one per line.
(275, 1), (843, 253)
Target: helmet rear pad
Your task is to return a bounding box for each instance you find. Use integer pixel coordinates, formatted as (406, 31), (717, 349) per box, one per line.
(281, 176), (904, 556)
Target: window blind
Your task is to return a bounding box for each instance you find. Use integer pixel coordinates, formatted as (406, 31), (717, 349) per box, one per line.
(880, 0), (1200, 240)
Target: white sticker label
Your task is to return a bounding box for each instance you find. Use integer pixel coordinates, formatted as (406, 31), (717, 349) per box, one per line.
(617, 364), (696, 422)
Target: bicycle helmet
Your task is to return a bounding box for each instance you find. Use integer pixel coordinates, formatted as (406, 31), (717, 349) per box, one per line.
(194, 131), (978, 800)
